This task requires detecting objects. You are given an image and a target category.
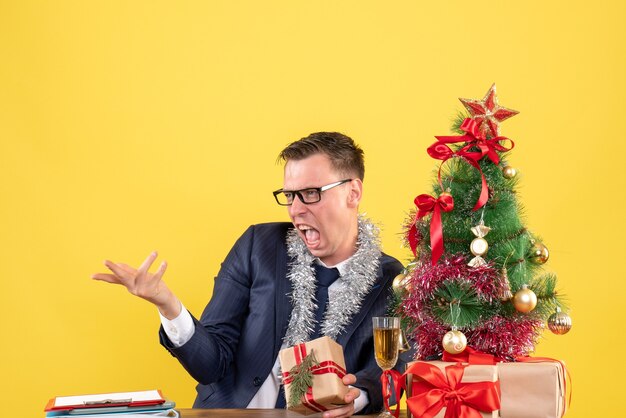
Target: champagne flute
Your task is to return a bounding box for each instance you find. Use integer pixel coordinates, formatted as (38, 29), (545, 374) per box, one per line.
(373, 317), (401, 418)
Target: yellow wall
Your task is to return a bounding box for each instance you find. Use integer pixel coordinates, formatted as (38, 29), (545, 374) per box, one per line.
(1, 1), (623, 416)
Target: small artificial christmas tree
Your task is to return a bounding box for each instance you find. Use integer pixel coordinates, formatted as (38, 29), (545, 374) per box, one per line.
(394, 84), (572, 361)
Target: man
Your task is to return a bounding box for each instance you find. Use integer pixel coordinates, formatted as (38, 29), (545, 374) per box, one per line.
(93, 132), (404, 416)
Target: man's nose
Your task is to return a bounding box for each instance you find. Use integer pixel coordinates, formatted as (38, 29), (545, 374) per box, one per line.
(289, 194), (308, 216)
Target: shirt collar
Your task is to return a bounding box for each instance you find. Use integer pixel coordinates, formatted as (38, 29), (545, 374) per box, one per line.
(316, 257), (350, 276)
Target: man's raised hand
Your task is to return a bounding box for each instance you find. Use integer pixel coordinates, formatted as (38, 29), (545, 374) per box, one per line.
(92, 251), (181, 319)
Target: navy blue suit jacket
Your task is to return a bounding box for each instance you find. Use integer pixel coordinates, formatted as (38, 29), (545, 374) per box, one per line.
(160, 222), (403, 414)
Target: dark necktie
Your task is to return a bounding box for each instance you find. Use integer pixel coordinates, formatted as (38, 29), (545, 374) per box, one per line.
(275, 264), (340, 408)
(311, 264), (340, 339)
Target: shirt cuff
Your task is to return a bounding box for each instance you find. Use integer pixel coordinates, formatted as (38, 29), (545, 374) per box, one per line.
(158, 302), (195, 348)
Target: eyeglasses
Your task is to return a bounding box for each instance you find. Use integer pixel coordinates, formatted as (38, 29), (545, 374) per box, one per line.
(273, 179), (352, 206)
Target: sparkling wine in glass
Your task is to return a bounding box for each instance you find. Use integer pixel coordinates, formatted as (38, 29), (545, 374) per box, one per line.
(373, 317), (400, 418)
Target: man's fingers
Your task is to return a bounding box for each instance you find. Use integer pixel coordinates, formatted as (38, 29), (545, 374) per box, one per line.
(322, 402), (355, 418)
(138, 251), (158, 274)
(320, 376), (359, 418)
(92, 273), (123, 284)
(118, 263), (137, 274)
(345, 387), (360, 402)
(342, 373), (357, 386)
(104, 260), (133, 280)
(154, 261), (168, 280)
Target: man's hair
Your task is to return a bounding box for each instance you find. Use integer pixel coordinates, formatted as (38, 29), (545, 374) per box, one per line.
(278, 132), (365, 181)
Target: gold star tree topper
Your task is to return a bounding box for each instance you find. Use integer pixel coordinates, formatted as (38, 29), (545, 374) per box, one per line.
(459, 83), (519, 138)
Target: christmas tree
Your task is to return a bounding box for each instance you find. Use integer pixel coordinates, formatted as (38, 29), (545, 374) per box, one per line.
(395, 84), (572, 361)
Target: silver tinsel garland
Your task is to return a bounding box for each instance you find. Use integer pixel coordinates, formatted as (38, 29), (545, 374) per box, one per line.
(283, 215), (382, 346)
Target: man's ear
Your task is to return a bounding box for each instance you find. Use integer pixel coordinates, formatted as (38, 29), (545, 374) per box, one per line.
(346, 179), (363, 208)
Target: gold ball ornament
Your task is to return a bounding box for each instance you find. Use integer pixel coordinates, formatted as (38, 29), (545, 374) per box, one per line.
(548, 307), (572, 335)
(513, 285), (538, 313)
(442, 329), (467, 354)
(502, 165), (517, 179)
(392, 273), (408, 295)
(529, 241), (549, 264)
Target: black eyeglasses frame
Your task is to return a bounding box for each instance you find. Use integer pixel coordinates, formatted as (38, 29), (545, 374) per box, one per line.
(272, 179), (353, 206)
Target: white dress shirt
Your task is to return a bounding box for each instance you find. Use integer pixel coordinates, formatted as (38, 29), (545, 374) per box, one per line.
(159, 258), (369, 412)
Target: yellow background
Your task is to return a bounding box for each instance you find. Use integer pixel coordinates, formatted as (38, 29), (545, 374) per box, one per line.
(1, 1), (624, 416)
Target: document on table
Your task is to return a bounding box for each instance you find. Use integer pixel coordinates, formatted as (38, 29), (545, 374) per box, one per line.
(61, 411), (178, 418)
(50, 390), (164, 408)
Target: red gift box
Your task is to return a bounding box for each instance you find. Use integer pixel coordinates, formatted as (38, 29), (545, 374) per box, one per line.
(405, 361), (500, 418)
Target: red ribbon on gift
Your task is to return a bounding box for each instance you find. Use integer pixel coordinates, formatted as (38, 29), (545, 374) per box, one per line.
(282, 343), (347, 412)
(410, 193), (454, 265)
(442, 346), (502, 365)
(440, 348), (571, 414)
(381, 369), (404, 418)
(282, 360), (347, 384)
(405, 361), (500, 418)
(428, 118), (515, 211)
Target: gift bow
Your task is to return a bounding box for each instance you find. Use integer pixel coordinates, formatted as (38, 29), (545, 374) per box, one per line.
(282, 343), (347, 412)
(410, 193), (454, 265)
(443, 348), (572, 414)
(405, 362), (500, 418)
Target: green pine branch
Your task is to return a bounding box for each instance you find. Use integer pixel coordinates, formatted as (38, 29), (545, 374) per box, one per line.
(530, 272), (568, 319)
(451, 111), (470, 134)
(430, 280), (497, 328)
(287, 350), (318, 408)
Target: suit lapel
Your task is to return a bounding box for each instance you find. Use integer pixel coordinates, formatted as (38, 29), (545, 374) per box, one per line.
(273, 235), (291, 357)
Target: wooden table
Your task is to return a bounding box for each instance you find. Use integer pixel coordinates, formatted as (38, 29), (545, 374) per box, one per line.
(177, 409), (389, 417)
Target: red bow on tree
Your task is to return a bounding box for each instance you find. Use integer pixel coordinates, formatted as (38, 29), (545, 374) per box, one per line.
(409, 192), (454, 265)
(427, 118), (515, 211)
(437, 118), (515, 165)
(405, 362), (501, 418)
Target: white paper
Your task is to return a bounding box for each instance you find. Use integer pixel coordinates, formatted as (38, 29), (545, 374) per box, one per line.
(53, 390), (163, 407)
